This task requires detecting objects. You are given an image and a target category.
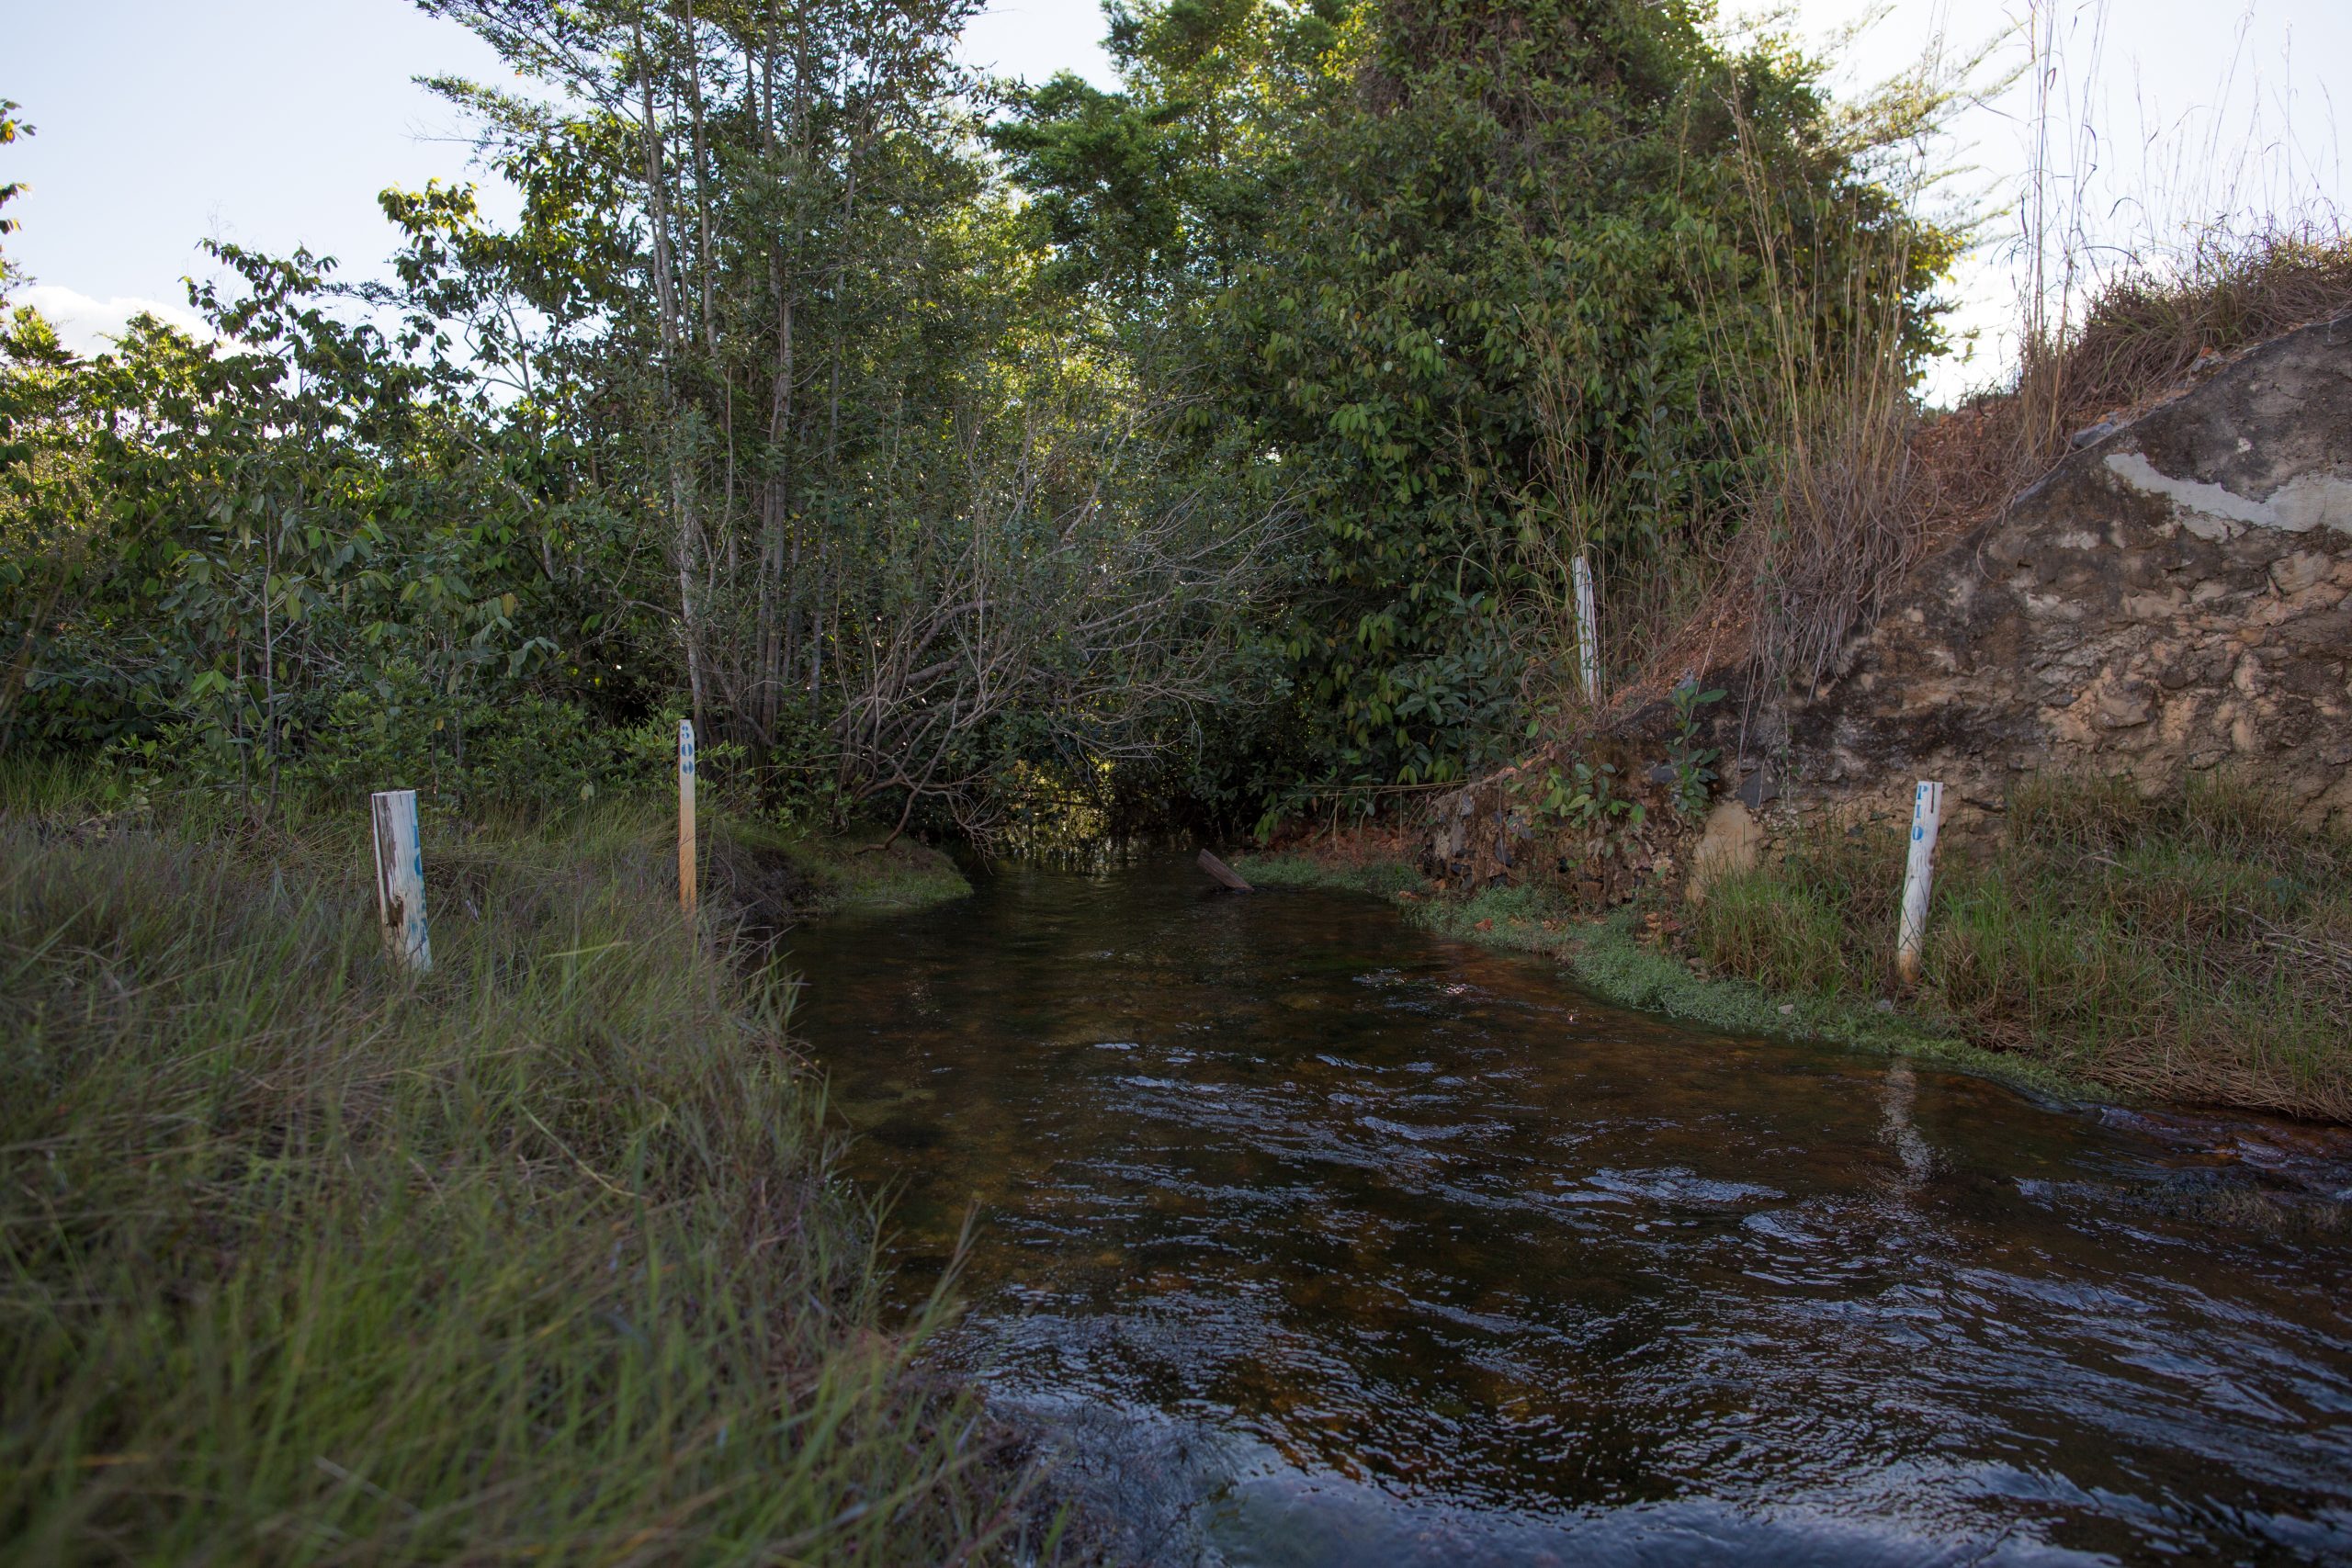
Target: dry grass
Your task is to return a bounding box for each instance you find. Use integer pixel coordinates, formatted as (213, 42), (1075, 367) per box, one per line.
(1727, 391), (1928, 696)
(1910, 226), (2352, 558)
(2034, 227), (2352, 445)
(1619, 228), (2352, 709)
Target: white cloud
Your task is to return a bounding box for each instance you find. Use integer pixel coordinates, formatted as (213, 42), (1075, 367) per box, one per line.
(13, 285), (209, 355)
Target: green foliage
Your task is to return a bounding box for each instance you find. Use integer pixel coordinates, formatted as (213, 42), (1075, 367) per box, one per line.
(1538, 757), (1645, 858)
(1231, 849), (1429, 897)
(1666, 680), (1726, 819)
(0, 97), (30, 267)
(0, 245), (597, 794)
(720, 814), (976, 917)
(4, 0), (1957, 836)
(1006, 0), (1956, 795)
(281, 668), (722, 818)
(1690, 816), (1907, 999)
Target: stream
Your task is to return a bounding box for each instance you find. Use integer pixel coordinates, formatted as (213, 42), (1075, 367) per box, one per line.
(781, 854), (2352, 1566)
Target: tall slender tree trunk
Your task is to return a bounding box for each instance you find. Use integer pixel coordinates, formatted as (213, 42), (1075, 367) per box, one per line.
(261, 525), (277, 804)
(636, 19), (680, 359)
(638, 13), (707, 733)
(683, 0), (717, 353)
(673, 436), (709, 731)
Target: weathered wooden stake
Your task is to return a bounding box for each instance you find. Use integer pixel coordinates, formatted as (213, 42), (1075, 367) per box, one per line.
(1570, 550), (1600, 703)
(369, 788), (432, 972)
(1894, 779), (1944, 987)
(678, 718), (697, 917)
(1197, 849), (1253, 892)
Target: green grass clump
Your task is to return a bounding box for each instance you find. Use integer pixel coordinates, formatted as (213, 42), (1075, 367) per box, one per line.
(1689, 818), (1906, 1001)
(1694, 774), (2352, 1119)
(0, 785), (1054, 1563)
(1228, 853), (1427, 899)
(718, 816), (971, 917)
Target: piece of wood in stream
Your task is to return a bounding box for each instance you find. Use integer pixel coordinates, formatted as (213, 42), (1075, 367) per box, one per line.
(1197, 850), (1254, 892)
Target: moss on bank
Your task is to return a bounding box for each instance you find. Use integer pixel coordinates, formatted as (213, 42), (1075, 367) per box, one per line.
(1235, 852), (2109, 1106)
(0, 775), (1053, 1562)
(716, 816), (972, 919)
(1242, 773), (2352, 1120)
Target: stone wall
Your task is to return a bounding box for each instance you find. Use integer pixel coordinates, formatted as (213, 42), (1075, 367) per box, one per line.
(1770, 310), (2352, 841)
(1421, 311), (2352, 898)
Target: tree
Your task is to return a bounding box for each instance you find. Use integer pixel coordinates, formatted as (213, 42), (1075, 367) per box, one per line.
(394, 0), (1281, 830)
(0, 98), (31, 297)
(1006, 0), (1957, 797)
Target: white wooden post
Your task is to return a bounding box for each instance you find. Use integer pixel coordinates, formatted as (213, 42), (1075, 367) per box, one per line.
(677, 719), (697, 917)
(1571, 550), (1600, 703)
(369, 789), (432, 972)
(1894, 780), (1944, 987)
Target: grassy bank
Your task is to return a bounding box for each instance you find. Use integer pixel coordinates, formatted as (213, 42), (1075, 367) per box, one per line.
(1694, 775), (2352, 1122)
(1236, 851), (2090, 1103)
(714, 816), (971, 920)
(0, 777), (1052, 1563)
(1240, 774), (2352, 1118)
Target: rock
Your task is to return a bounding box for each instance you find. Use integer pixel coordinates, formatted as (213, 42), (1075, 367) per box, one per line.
(2094, 679), (2155, 729)
(2272, 550), (2332, 596)
(1773, 310), (2352, 837)
(1685, 799), (1765, 905)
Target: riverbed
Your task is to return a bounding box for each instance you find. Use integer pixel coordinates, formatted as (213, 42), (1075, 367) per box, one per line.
(782, 854), (2352, 1566)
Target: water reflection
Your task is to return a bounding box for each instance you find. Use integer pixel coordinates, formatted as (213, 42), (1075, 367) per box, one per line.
(1881, 1058), (1935, 1191)
(781, 856), (2352, 1565)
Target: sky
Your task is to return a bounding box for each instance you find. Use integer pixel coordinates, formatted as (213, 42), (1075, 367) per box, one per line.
(6, 0), (2346, 404)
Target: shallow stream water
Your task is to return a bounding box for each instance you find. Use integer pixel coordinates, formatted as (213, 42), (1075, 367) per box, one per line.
(782, 855), (2352, 1566)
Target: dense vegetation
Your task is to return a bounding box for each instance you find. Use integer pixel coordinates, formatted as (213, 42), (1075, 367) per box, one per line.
(5, 9), (2349, 1558)
(0, 0), (1950, 834)
(0, 9), (1969, 1556)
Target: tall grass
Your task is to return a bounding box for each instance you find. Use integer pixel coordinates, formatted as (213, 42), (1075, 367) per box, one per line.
(1994, 0), (2349, 480)
(1571, 28), (1985, 713)
(1619, 8), (2352, 708)
(0, 783), (1057, 1563)
(1689, 818), (1907, 1002)
(1692, 775), (2352, 1120)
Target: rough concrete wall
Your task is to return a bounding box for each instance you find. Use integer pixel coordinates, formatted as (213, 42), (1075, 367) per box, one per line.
(1783, 310), (2352, 840)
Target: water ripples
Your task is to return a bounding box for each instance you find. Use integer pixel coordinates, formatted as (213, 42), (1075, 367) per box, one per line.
(785, 857), (2352, 1565)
